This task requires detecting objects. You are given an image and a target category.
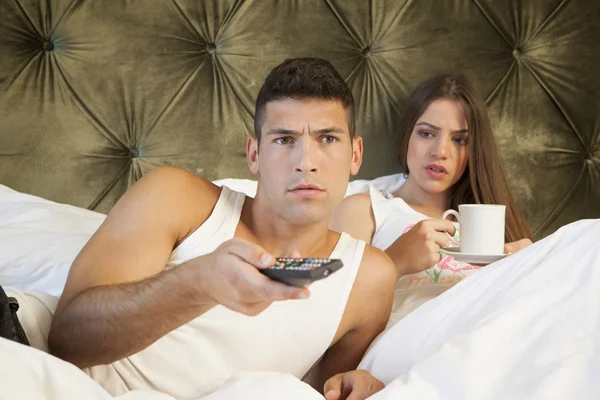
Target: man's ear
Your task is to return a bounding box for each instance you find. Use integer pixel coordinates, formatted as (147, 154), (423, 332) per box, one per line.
(350, 136), (363, 176)
(247, 137), (260, 176)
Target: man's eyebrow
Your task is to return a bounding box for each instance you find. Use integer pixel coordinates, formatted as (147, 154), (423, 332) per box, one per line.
(266, 127), (346, 135)
(415, 122), (468, 134)
(310, 127), (346, 135)
(266, 128), (299, 135)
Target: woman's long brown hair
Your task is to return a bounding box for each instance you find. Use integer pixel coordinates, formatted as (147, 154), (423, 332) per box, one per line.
(396, 74), (532, 242)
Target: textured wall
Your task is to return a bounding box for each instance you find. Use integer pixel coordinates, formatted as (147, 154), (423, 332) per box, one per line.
(0, 0), (599, 238)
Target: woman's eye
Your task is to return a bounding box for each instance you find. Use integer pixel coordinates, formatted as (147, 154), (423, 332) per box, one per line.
(418, 130), (433, 138)
(454, 137), (468, 145)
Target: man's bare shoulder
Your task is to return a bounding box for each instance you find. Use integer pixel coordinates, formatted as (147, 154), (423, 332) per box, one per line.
(124, 166), (220, 213)
(135, 166), (220, 200)
(110, 166), (224, 244)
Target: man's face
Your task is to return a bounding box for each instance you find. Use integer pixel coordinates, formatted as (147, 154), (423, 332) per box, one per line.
(247, 98), (362, 225)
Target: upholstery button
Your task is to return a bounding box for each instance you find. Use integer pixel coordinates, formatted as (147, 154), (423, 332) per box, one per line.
(512, 48), (520, 58)
(129, 148), (140, 158)
(206, 43), (217, 54)
(362, 46), (371, 56)
(43, 41), (54, 51)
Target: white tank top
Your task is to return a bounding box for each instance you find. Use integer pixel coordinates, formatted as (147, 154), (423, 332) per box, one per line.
(85, 186), (365, 399)
(368, 186), (481, 328)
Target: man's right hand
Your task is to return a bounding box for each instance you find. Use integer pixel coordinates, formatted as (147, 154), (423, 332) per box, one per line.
(324, 370), (384, 400)
(388, 219), (456, 277)
(192, 238), (310, 316)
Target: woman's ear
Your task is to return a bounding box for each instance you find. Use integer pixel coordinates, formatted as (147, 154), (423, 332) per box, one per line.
(247, 137), (260, 176)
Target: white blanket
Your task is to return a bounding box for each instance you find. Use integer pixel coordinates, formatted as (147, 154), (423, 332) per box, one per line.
(361, 218), (600, 399)
(0, 336), (323, 400)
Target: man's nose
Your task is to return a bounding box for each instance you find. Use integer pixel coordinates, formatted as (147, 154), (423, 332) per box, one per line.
(294, 139), (318, 173)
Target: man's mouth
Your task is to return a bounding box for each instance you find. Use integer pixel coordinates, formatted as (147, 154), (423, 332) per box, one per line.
(288, 184), (326, 198)
(289, 184), (324, 192)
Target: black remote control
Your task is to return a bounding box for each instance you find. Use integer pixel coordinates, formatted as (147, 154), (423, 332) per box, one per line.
(261, 258), (344, 287)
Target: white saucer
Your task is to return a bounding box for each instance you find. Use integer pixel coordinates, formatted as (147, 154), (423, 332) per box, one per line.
(440, 247), (506, 264)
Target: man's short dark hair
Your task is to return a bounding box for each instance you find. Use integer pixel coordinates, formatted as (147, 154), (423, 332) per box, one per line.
(254, 58), (355, 141)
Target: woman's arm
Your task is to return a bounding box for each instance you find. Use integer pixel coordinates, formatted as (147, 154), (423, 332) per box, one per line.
(330, 193), (376, 243)
(385, 219), (455, 278)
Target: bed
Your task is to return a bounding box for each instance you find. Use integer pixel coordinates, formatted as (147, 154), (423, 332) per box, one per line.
(1, 0), (600, 399)
(2, 182), (600, 399)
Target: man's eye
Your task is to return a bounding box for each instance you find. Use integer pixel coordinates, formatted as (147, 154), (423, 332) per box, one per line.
(321, 136), (337, 144)
(275, 137), (293, 145)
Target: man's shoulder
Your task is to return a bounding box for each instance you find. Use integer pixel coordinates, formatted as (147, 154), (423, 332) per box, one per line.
(132, 166), (221, 207)
(140, 166), (219, 195)
(116, 167), (224, 236)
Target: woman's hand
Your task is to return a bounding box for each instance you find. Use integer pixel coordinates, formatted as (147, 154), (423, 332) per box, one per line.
(504, 238), (533, 255)
(385, 219), (456, 278)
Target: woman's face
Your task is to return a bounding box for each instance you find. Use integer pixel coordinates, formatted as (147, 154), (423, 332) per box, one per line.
(406, 99), (470, 195)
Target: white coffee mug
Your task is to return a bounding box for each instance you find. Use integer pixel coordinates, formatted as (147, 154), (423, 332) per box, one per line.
(441, 204), (506, 255)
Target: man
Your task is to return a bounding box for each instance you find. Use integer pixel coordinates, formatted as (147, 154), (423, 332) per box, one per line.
(48, 58), (396, 398)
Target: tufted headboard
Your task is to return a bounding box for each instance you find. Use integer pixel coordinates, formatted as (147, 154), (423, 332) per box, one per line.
(1, 0), (599, 239)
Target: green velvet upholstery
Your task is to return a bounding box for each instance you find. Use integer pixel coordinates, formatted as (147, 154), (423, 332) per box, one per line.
(0, 0), (599, 238)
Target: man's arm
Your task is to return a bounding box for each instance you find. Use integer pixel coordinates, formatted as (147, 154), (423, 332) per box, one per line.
(48, 167), (306, 368)
(49, 259), (217, 367)
(305, 246), (396, 393)
(48, 167), (219, 367)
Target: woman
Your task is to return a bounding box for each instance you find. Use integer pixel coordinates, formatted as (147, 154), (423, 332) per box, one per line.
(331, 74), (532, 324)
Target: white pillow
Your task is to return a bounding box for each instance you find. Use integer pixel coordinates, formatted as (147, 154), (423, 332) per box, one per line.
(345, 173), (406, 197)
(0, 185), (105, 296)
(213, 173), (406, 198)
(0, 174), (405, 296)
